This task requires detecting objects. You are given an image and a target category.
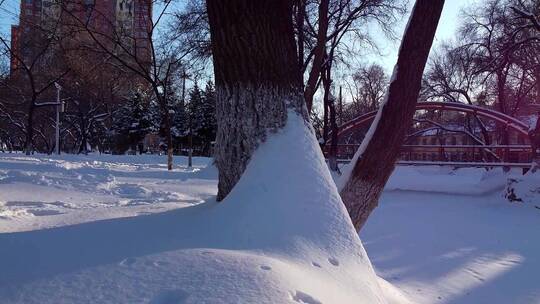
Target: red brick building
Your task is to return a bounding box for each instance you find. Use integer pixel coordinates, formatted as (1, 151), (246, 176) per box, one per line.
(10, 0), (153, 74)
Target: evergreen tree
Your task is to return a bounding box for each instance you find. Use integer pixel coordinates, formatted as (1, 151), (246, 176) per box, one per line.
(200, 81), (217, 153)
(171, 100), (188, 139)
(110, 91), (153, 154)
(184, 82), (217, 156)
(188, 84), (204, 136)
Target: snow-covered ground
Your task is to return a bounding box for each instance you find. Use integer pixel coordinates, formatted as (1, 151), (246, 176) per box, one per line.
(0, 154), (216, 233)
(0, 114), (391, 304)
(1, 149), (539, 302)
(363, 178), (540, 304)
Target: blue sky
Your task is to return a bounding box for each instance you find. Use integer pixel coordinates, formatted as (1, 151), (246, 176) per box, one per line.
(370, 0), (481, 72)
(0, 0), (481, 72)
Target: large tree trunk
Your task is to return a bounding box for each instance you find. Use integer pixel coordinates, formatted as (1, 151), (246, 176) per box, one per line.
(340, 0), (445, 230)
(207, 0), (305, 201)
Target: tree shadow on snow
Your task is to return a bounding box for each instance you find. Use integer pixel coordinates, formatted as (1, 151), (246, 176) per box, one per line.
(0, 198), (238, 289)
(361, 191), (540, 303)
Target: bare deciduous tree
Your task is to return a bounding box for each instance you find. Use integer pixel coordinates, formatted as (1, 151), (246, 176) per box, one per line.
(60, 0), (201, 169)
(0, 18), (69, 155)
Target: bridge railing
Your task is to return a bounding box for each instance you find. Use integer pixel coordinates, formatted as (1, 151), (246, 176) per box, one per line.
(323, 144), (533, 164)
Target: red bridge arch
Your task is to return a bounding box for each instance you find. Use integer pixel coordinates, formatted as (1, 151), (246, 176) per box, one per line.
(337, 101), (530, 139)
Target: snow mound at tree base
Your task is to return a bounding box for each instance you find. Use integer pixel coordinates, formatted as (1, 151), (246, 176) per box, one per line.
(504, 169), (540, 209)
(4, 249), (375, 304)
(0, 112), (392, 303)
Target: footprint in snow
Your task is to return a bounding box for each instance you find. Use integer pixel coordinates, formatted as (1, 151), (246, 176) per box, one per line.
(260, 265), (272, 271)
(149, 289), (189, 304)
(119, 257), (137, 266)
(312, 262), (322, 268)
(290, 290), (322, 304)
(328, 257), (339, 266)
(153, 261), (170, 267)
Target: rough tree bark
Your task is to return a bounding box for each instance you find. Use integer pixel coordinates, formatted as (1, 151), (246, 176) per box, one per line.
(207, 0), (306, 201)
(340, 0), (445, 230)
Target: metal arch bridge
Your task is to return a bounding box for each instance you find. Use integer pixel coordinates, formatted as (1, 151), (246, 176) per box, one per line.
(336, 101), (531, 139)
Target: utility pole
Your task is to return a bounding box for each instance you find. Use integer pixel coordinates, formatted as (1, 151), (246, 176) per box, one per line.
(188, 117), (193, 168)
(34, 84), (65, 155)
(181, 68), (193, 168)
(54, 82), (62, 155)
(338, 86), (343, 126)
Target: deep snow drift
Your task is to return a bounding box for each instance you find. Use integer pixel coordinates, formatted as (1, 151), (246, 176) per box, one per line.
(0, 114), (391, 304)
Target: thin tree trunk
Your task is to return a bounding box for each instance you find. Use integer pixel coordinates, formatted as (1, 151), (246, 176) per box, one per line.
(207, 0), (305, 201)
(328, 96), (339, 172)
(496, 68), (510, 170)
(531, 111), (540, 172)
(322, 74), (330, 146)
(323, 98), (330, 145)
(25, 101), (35, 155)
(340, 0), (445, 230)
(188, 122), (193, 168)
(532, 69), (540, 170)
(328, 87), (341, 171)
(322, 61), (339, 172)
(303, 0), (329, 113)
(338, 86), (343, 126)
(536, 67), (540, 106)
(296, 0), (305, 83)
(165, 111), (173, 171)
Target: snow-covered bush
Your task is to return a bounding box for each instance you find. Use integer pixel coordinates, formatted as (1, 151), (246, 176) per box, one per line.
(504, 170), (540, 209)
